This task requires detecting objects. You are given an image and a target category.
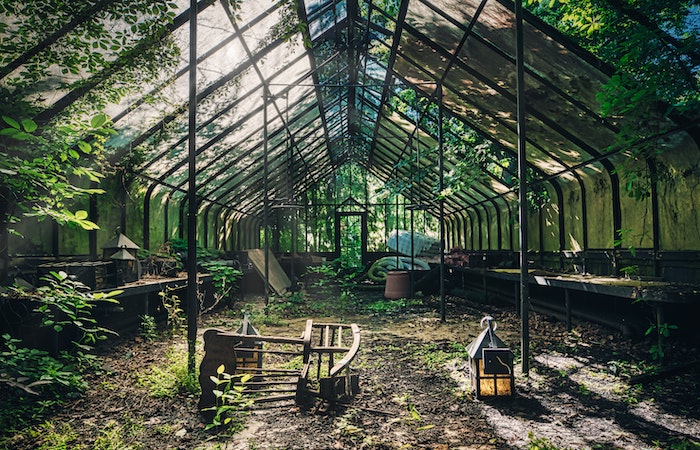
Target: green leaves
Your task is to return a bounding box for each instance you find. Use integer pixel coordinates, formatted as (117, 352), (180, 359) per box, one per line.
(1, 116), (37, 140)
(19, 270), (121, 352)
(2, 116), (20, 129)
(203, 368), (254, 431)
(1, 114), (114, 231)
(527, 0), (699, 167)
(90, 113), (107, 128)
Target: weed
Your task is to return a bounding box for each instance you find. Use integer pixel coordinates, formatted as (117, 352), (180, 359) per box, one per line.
(408, 342), (468, 371)
(615, 383), (641, 405)
(154, 424), (172, 435)
(577, 383), (591, 396)
(267, 293), (304, 319)
(100, 381), (117, 391)
(527, 432), (571, 450)
(652, 437), (700, 449)
(200, 260), (242, 314)
(392, 393), (422, 423)
(280, 354), (305, 371)
(363, 298), (423, 315)
(139, 315), (158, 341)
(202, 365), (254, 432)
(335, 409), (364, 436)
(137, 347), (200, 398)
(92, 419), (140, 450)
(28, 421), (78, 450)
(159, 287), (185, 334)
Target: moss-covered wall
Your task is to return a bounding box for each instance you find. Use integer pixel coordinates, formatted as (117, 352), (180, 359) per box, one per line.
(561, 179), (584, 252)
(656, 135), (700, 251)
(582, 168), (615, 249)
(540, 184), (560, 252)
(8, 217), (53, 256)
(8, 135), (699, 267)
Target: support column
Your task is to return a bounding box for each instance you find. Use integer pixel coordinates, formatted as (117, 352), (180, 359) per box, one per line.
(515, 0), (530, 375)
(186, 0), (198, 375)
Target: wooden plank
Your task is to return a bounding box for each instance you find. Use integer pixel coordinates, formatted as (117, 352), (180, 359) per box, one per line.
(251, 394), (297, 404)
(247, 248), (291, 295)
(309, 346), (350, 353)
(243, 381), (299, 387)
(234, 367), (300, 374)
(241, 387), (297, 394)
(235, 347), (304, 356)
(215, 332), (304, 345)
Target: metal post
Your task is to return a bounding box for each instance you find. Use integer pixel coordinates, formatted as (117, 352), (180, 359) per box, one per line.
(263, 91), (270, 310)
(565, 288), (572, 332)
(438, 83), (446, 322)
(515, 0), (530, 375)
(186, 0), (198, 375)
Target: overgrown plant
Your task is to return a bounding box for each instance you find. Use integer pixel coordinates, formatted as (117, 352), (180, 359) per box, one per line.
(0, 271), (120, 430)
(526, 431), (571, 450)
(0, 114), (115, 234)
(202, 364), (253, 432)
(0, 334), (80, 395)
(139, 314), (158, 341)
(645, 321), (679, 361)
(138, 346), (200, 398)
(633, 296), (679, 361)
(159, 287), (185, 334)
(0, 334), (90, 432)
(200, 260), (242, 314)
(26, 271), (121, 352)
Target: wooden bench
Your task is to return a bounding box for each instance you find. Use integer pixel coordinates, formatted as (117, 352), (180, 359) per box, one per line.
(198, 317), (360, 411)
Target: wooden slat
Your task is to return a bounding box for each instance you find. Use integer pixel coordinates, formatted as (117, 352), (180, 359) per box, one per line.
(242, 381), (298, 387)
(215, 333), (304, 345)
(234, 367), (300, 374)
(251, 394), (297, 404)
(309, 346), (350, 353)
(241, 387), (297, 394)
(235, 347), (304, 356)
(311, 322), (348, 328)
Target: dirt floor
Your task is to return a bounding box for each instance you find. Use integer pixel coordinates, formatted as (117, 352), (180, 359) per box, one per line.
(3, 286), (700, 450)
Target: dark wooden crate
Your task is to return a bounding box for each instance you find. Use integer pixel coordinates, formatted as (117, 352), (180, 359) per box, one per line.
(37, 261), (117, 290)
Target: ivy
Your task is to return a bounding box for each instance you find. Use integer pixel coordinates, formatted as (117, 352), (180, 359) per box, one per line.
(0, 0), (182, 247)
(525, 0), (699, 197)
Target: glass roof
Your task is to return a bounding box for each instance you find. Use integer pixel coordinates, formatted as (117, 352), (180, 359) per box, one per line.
(3, 0), (694, 222)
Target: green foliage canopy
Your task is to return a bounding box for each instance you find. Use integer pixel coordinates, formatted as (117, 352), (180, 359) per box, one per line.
(0, 1), (182, 233)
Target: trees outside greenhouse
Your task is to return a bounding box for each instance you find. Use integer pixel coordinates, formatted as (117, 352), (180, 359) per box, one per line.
(1, 0), (699, 448)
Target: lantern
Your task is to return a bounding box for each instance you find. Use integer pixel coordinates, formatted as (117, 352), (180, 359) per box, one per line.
(110, 248), (138, 285)
(102, 232), (140, 260)
(103, 232), (141, 285)
(466, 316), (514, 398)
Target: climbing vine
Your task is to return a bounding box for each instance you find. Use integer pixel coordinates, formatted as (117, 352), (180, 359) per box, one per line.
(525, 0), (700, 199)
(0, 0), (181, 120)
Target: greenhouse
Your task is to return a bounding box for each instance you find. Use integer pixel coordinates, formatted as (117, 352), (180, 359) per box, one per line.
(1, 0), (699, 448)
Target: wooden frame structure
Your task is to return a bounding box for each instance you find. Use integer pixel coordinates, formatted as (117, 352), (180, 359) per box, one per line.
(199, 319), (361, 411)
